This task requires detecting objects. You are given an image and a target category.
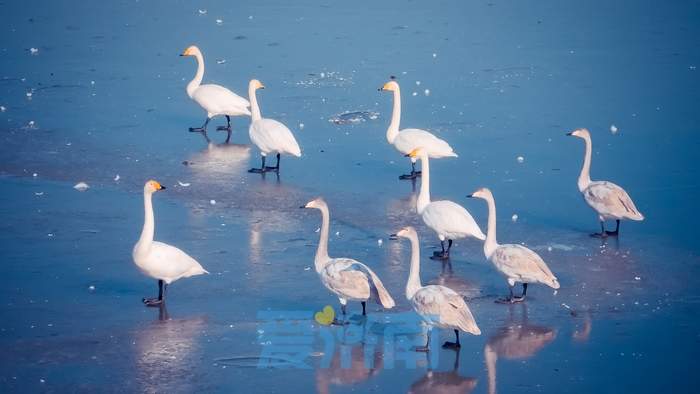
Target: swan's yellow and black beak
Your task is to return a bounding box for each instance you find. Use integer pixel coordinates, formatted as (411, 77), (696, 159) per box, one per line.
(466, 193), (474, 198)
(565, 131), (573, 136)
(389, 233), (398, 240)
(159, 185), (166, 190)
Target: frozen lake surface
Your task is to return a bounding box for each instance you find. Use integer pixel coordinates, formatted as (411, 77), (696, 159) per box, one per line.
(1, 0), (699, 392)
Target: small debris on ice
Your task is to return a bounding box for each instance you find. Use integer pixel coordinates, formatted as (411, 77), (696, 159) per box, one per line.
(198, 9), (207, 15)
(517, 155), (525, 163)
(26, 91), (33, 98)
(215, 19), (223, 25)
(412, 92), (417, 96)
(415, 81), (421, 86)
(315, 227), (320, 233)
(216, 59), (226, 64)
(30, 47), (39, 55)
(178, 181), (191, 187)
(88, 285), (96, 291)
(377, 239), (383, 246)
(634, 276), (641, 281)
(0, 106), (5, 112)
(335, 231), (340, 236)
(114, 174), (120, 181)
(610, 124), (618, 134)
(432, 53), (437, 58)
(73, 182), (90, 191)
(547, 246), (553, 252)
(424, 89), (430, 96)
(33, 173), (38, 177)
(34, 192), (44, 196)
(210, 199), (216, 205)
(299, 123), (305, 129)
(304, 266), (311, 271)
(511, 214), (519, 222)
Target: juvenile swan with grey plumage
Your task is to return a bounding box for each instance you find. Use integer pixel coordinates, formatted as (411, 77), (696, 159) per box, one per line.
(567, 128), (644, 237)
(393, 226), (480, 351)
(468, 188), (559, 303)
(302, 198), (395, 321)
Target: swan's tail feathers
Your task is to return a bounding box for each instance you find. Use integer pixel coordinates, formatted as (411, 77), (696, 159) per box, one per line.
(367, 270), (395, 309)
(632, 211), (644, 221)
(448, 151), (458, 158)
(473, 228), (487, 241)
(187, 264), (209, 277)
(549, 277), (560, 290)
(457, 304), (481, 335)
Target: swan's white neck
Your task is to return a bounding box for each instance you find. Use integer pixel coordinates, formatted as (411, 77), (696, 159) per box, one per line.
(416, 154), (431, 214)
(186, 52), (205, 98)
(483, 193), (499, 259)
(405, 232), (423, 300)
(577, 135), (592, 192)
(386, 88), (401, 144)
(249, 85), (262, 122)
(136, 192), (155, 252)
(314, 205), (331, 272)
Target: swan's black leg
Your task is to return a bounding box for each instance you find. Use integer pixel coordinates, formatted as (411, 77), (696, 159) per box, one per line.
(399, 161), (422, 180)
(414, 328), (431, 352)
(189, 117), (210, 133)
(361, 301), (366, 316)
(217, 115), (232, 132)
(248, 155), (268, 173)
(431, 240), (450, 260)
(606, 220), (620, 236)
(143, 279), (165, 306)
(442, 329), (461, 349)
(332, 303), (349, 325)
(265, 153), (280, 172)
(496, 284), (525, 304)
(591, 221), (608, 238)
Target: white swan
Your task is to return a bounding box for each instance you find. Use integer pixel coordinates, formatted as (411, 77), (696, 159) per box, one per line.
(247, 79), (302, 173)
(132, 180), (208, 306)
(302, 198), (395, 320)
(467, 187), (559, 303)
(181, 45), (250, 142)
(567, 128), (644, 236)
(393, 226), (480, 351)
(407, 147), (485, 260)
(380, 80), (457, 179)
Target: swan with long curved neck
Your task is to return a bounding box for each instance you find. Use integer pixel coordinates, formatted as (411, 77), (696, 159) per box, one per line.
(379, 80), (457, 180)
(132, 180), (208, 306)
(567, 128), (644, 237)
(181, 45), (250, 142)
(406, 147), (485, 260)
(393, 226), (480, 351)
(301, 198), (395, 320)
(467, 187), (559, 303)
(247, 79), (302, 173)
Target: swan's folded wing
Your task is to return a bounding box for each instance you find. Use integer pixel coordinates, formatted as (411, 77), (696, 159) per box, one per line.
(195, 84), (251, 113)
(150, 241), (208, 280)
(440, 289), (481, 335)
(348, 262), (395, 308)
(394, 129), (456, 157)
(323, 258), (371, 301)
(250, 119), (301, 156)
(585, 181), (643, 220)
(492, 245), (557, 287)
(422, 201), (485, 240)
